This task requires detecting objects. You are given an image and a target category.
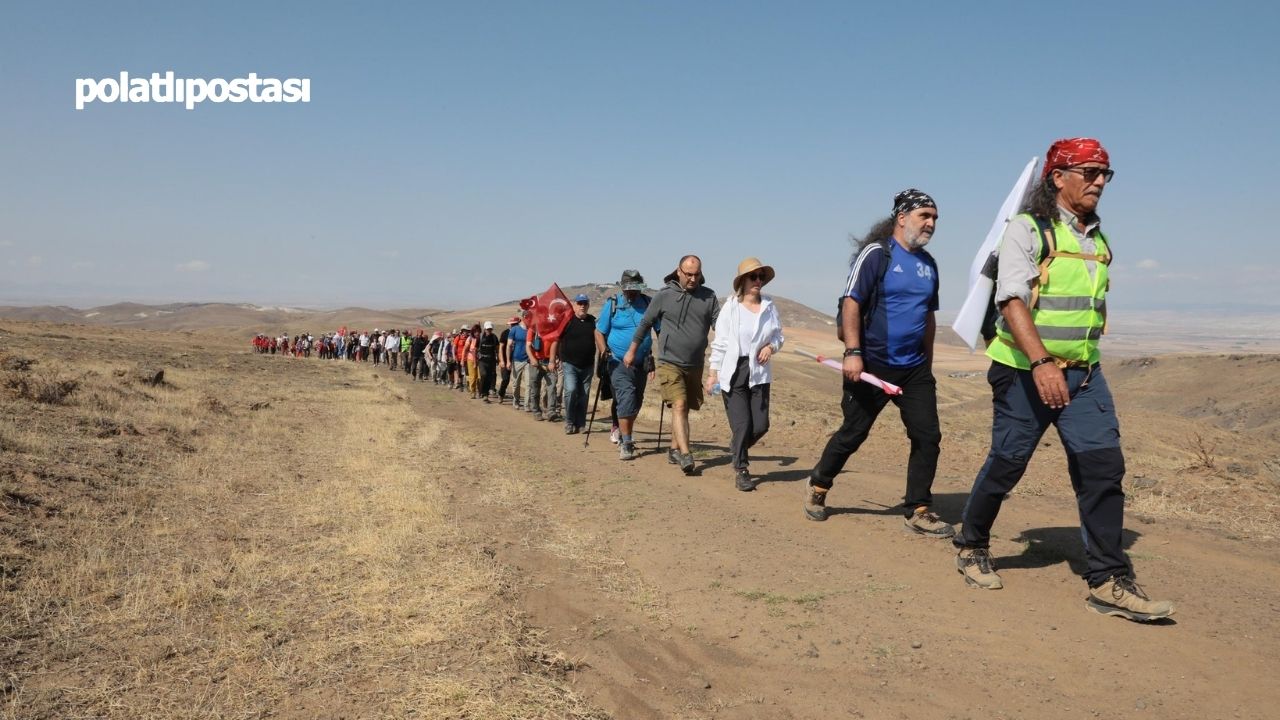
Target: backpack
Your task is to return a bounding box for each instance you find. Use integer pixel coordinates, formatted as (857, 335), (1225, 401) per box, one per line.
(604, 293), (649, 321)
(978, 215), (1112, 344)
(835, 238), (937, 343)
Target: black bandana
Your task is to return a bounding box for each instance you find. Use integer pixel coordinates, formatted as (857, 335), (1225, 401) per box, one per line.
(892, 188), (936, 218)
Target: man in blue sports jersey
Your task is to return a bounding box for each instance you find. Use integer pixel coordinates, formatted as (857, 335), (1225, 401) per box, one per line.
(803, 189), (953, 538)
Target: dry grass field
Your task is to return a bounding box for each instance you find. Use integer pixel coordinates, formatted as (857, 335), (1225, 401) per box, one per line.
(3, 316), (1279, 719)
(1, 324), (607, 719)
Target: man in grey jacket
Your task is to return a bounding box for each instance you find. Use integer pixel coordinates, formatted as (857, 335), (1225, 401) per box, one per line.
(624, 255), (720, 475)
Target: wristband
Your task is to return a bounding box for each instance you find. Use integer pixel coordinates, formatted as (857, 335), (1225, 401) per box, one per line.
(1029, 356), (1056, 370)
(843, 348), (862, 358)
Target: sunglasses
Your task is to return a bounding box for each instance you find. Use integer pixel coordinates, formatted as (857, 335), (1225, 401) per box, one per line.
(744, 271), (767, 281)
(1061, 166), (1115, 183)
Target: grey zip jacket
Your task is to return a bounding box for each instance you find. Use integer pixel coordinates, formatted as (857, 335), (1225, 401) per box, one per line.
(632, 270), (721, 368)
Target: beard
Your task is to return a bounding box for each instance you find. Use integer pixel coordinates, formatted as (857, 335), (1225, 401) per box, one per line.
(905, 228), (932, 250)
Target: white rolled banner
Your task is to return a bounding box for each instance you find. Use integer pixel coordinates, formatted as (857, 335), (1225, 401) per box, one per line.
(951, 157), (1040, 351)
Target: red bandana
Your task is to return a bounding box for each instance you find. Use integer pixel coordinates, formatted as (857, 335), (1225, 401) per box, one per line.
(1042, 137), (1110, 179)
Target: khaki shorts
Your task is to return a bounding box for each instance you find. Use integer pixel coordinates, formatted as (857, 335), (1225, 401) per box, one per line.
(657, 362), (704, 411)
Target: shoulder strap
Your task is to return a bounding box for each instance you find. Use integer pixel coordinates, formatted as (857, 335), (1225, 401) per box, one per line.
(1027, 216), (1055, 311)
(857, 239), (892, 325)
(1027, 217), (1113, 311)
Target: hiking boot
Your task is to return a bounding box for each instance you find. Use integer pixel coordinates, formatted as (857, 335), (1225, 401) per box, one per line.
(619, 440), (636, 461)
(803, 480), (828, 521)
(679, 452), (695, 475)
(609, 426), (620, 444)
(482, 397), (491, 404)
(533, 412), (544, 421)
(547, 413), (563, 423)
(564, 423), (576, 435)
(904, 507), (956, 538)
(1086, 576), (1174, 622)
(956, 547), (1003, 589)
(668, 448), (680, 465)
(735, 468), (756, 492)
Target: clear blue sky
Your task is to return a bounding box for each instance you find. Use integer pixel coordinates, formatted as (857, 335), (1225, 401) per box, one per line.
(2, 1), (1276, 315)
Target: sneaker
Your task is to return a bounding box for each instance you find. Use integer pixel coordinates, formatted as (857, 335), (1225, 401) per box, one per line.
(956, 547), (1003, 589)
(735, 468), (756, 492)
(482, 397), (491, 404)
(679, 452), (695, 475)
(609, 426), (621, 444)
(564, 423), (576, 435)
(547, 413), (563, 423)
(803, 480), (828, 521)
(1086, 576), (1174, 622)
(619, 440), (636, 460)
(904, 507), (956, 538)
(533, 412), (544, 421)
(668, 448), (680, 465)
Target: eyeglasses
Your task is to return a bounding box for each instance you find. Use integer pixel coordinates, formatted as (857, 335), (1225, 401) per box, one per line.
(744, 271), (767, 281)
(1061, 166), (1115, 183)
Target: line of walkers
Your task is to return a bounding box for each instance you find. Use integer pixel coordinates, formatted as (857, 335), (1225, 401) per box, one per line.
(249, 137), (1172, 624)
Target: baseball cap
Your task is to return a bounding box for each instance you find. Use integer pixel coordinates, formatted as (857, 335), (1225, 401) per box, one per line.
(574, 293), (589, 303)
(507, 316), (520, 325)
(483, 321), (494, 330)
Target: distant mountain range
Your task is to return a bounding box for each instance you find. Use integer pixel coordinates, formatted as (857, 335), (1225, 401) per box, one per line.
(0, 284), (837, 335)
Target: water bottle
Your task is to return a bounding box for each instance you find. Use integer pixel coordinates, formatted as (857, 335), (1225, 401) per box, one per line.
(710, 382), (721, 396)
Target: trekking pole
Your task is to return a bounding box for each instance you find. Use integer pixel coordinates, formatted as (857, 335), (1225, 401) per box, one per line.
(583, 374), (603, 448)
(656, 400), (665, 453)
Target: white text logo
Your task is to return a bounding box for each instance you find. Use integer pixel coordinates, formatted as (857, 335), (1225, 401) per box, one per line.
(75, 72), (310, 110)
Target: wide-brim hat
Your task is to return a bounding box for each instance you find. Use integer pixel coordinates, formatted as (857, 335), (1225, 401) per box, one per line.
(619, 269), (646, 291)
(733, 257), (775, 293)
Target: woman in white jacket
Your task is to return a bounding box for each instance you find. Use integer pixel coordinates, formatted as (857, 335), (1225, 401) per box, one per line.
(705, 257), (784, 492)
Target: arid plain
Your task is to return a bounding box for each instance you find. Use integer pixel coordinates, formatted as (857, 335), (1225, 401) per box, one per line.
(3, 296), (1278, 719)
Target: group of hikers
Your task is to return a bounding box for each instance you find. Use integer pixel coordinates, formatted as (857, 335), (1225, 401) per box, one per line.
(251, 137), (1173, 624)
(250, 329), (427, 364)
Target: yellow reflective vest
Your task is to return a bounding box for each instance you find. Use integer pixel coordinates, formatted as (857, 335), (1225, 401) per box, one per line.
(987, 215), (1110, 369)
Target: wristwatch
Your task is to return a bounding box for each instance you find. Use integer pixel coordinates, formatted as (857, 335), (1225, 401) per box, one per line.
(843, 348), (862, 358)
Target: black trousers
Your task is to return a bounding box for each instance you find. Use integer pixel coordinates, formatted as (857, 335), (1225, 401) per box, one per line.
(722, 357), (770, 470)
(478, 360), (498, 397)
(811, 361), (940, 516)
(497, 366), (512, 398)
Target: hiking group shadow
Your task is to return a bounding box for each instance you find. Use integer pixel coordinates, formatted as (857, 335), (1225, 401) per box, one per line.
(824, 491), (972, 518)
(995, 526), (1142, 575)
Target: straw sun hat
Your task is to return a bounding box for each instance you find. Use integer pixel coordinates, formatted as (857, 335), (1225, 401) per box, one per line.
(733, 257), (775, 293)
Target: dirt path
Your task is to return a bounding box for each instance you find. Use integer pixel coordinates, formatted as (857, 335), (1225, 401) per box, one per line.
(403, 373), (1280, 719)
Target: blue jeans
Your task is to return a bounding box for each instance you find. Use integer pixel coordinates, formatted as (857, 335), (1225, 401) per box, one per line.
(956, 362), (1129, 586)
(561, 361), (593, 428)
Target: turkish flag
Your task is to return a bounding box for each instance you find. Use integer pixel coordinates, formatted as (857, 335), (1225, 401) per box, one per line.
(531, 284), (573, 343)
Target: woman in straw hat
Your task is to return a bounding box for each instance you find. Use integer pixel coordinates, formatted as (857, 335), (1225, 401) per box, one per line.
(706, 257), (784, 491)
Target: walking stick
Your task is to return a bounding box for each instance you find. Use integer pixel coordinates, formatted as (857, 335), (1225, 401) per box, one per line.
(583, 373), (604, 447)
(656, 400), (665, 453)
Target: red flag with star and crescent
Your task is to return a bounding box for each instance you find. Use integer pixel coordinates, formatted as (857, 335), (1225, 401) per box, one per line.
(529, 284), (573, 343)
